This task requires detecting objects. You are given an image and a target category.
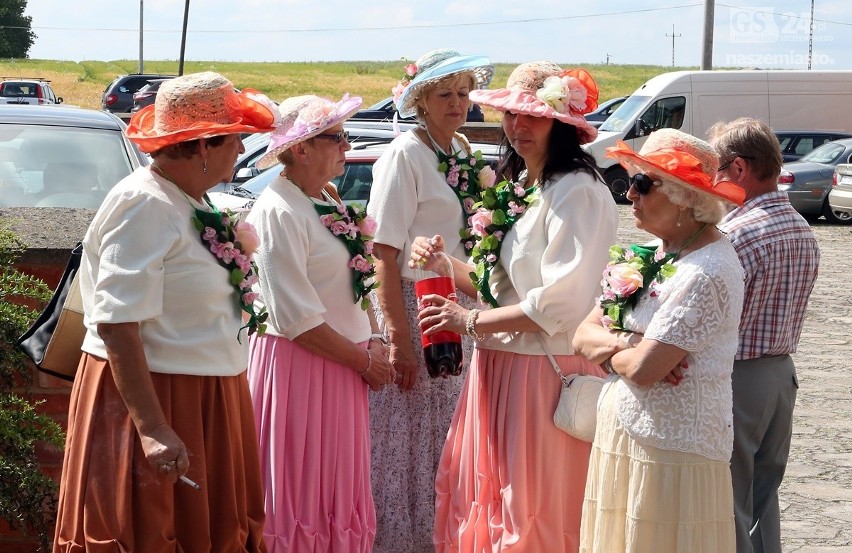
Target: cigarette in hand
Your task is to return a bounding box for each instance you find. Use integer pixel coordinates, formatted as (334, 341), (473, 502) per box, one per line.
(179, 474), (202, 490)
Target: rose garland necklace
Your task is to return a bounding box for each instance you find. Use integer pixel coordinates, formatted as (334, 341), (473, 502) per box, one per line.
(287, 173), (380, 310)
(151, 164), (268, 341)
(467, 173), (540, 308)
(597, 222), (709, 330)
(423, 126), (497, 256)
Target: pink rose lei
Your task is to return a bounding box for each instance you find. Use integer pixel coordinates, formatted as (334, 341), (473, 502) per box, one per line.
(192, 198), (268, 340)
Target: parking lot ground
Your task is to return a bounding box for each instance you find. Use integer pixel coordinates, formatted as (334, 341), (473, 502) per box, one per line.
(617, 205), (852, 552)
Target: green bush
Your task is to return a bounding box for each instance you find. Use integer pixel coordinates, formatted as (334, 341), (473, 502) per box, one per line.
(0, 225), (64, 552)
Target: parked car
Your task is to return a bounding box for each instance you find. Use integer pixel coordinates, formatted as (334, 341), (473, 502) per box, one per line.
(584, 96), (626, 128)
(130, 79), (172, 112)
(0, 104), (149, 208)
(775, 130), (852, 162)
(102, 74), (176, 114)
(777, 137), (852, 224)
(209, 137), (500, 212)
(349, 96), (484, 123)
(828, 164), (852, 222)
(0, 78), (62, 105)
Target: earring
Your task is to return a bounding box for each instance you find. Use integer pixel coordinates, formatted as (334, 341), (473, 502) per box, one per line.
(202, 159), (208, 174)
(303, 158), (308, 165)
(676, 210), (682, 227)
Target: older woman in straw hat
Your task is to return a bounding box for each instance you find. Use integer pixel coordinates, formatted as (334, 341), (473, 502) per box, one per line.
(410, 61), (618, 551)
(245, 94), (394, 552)
(572, 128), (747, 552)
(53, 72), (278, 552)
(366, 48), (494, 553)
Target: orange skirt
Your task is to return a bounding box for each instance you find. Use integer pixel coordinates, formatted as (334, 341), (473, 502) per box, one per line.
(53, 353), (267, 553)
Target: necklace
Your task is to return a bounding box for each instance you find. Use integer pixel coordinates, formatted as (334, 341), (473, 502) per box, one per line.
(287, 173), (380, 310)
(151, 164), (268, 341)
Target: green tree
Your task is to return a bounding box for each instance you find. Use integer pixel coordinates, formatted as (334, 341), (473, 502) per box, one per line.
(0, 0), (36, 58)
(0, 224), (63, 552)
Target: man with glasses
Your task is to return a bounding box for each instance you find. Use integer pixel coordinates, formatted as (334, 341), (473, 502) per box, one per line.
(708, 118), (820, 553)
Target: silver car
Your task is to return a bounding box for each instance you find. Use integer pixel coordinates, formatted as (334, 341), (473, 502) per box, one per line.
(777, 138), (852, 224)
(828, 164), (852, 221)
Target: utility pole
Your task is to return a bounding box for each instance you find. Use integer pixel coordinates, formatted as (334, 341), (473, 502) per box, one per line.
(606, 53), (612, 66)
(666, 24), (682, 67)
(807, 0), (815, 69)
(138, 0), (144, 74)
(178, 0), (190, 76)
(701, 0), (715, 70)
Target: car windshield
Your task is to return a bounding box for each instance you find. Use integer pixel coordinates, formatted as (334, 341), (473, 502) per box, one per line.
(0, 124), (136, 208)
(800, 142), (847, 164)
(599, 95), (649, 133)
(367, 98), (393, 111)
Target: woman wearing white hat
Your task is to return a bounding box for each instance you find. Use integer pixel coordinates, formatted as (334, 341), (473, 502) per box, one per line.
(54, 71), (278, 552)
(366, 48), (495, 553)
(573, 128), (747, 551)
(245, 94), (394, 552)
(410, 61), (618, 551)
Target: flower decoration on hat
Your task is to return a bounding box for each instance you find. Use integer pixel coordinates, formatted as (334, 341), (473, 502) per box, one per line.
(245, 91), (282, 128)
(391, 61), (419, 105)
(535, 69), (599, 116)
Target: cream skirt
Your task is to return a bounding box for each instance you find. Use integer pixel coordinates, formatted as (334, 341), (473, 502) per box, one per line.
(580, 383), (736, 553)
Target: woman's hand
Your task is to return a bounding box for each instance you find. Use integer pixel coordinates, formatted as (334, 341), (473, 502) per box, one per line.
(662, 359), (688, 386)
(389, 339), (419, 390)
(409, 234), (445, 271)
(139, 423), (189, 483)
(417, 293), (468, 335)
(362, 339), (395, 391)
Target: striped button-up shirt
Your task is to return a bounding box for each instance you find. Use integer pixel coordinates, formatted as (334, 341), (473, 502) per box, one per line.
(718, 191), (820, 360)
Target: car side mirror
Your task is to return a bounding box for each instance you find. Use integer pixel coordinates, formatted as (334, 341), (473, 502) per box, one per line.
(234, 167), (258, 183)
(57, 97), (64, 104)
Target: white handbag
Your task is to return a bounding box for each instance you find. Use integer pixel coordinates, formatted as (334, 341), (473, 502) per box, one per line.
(536, 334), (605, 443)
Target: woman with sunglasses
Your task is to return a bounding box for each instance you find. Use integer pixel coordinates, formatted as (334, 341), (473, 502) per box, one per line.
(245, 94), (394, 552)
(572, 129), (747, 552)
(409, 61), (618, 551)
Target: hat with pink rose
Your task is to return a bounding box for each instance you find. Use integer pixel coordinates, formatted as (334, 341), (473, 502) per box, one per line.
(469, 61), (600, 144)
(394, 48), (495, 119)
(256, 93), (362, 170)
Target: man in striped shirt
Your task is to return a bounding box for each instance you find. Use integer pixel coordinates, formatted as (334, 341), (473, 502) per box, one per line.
(710, 118), (820, 553)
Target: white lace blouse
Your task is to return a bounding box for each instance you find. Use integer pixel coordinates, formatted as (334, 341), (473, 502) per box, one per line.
(611, 236), (745, 461)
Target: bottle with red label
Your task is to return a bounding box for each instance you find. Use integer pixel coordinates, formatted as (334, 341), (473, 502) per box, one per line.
(414, 251), (463, 378)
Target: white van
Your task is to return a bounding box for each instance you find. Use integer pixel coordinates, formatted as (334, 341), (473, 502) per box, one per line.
(586, 70), (852, 200)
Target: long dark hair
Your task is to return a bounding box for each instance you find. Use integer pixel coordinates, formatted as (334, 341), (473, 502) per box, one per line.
(497, 119), (602, 188)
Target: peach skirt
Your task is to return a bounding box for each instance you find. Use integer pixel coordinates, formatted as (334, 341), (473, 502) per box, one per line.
(579, 383), (736, 553)
(53, 353), (267, 553)
(434, 348), (605, 553)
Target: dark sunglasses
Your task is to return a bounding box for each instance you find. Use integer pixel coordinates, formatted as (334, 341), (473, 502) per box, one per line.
(314, 130), (350, 144)
(718, 154), (755, 172)
(629, 173), (660, 195)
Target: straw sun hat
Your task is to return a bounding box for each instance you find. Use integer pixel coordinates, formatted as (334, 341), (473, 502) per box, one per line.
(605, 128), (746, 205)
(469, 61), (600, 144)
(255, 93), (363, 170)
(394, 48), (494, 119)
(125, 71), (279, 154)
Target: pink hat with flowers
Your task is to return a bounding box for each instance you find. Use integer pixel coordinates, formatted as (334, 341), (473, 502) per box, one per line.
(256, 93), (362, 170)
(469, 61), (600, 144)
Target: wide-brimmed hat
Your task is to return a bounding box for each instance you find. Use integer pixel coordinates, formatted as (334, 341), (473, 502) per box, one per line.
(469, 61), (600, 144)
(126, 71), (279, 154)
(605, 128), (746, 205)
(255, 93), (362, 170)
(394, 49), (494, 119)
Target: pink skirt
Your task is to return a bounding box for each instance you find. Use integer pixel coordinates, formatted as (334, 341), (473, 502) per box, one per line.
(434, 348), (605, 553)
(247, 333), (376, 553)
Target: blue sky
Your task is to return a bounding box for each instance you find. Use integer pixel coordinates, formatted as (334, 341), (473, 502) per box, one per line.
(24, 0), (851, 70)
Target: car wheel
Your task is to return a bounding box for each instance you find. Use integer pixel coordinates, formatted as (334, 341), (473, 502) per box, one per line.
(822, 198), (852, 225)
(604, 166), (630, 203)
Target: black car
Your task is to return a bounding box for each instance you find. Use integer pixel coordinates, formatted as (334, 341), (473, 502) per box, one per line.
(131, 79), (172, 112)
(775, 130), (852, 162)
(585, 96), (626, 128)
(102, 74), (176, 114)
(0, 104), (149, 208)
(349, 96), (484, 123)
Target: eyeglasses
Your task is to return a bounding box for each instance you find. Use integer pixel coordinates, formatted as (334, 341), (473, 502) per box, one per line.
(717, 154), (755, 172)
(314, 131), (350, 144)
(629, 173), (660, 195)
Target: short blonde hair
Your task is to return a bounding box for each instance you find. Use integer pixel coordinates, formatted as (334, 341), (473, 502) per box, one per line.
(658, 180), (728, 224)
(413, 71), (476, 122)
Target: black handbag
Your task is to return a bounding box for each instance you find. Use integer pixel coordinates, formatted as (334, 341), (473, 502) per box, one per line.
(17, 242), (85, 381)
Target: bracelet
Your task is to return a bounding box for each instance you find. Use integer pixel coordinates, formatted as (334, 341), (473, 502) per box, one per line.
(359, 350), (371, 376)
(369, 333), (387, 345)
(465, 309), (486, 342)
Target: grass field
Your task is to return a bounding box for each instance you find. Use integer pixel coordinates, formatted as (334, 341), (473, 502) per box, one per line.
(0, 59), (698, 121)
